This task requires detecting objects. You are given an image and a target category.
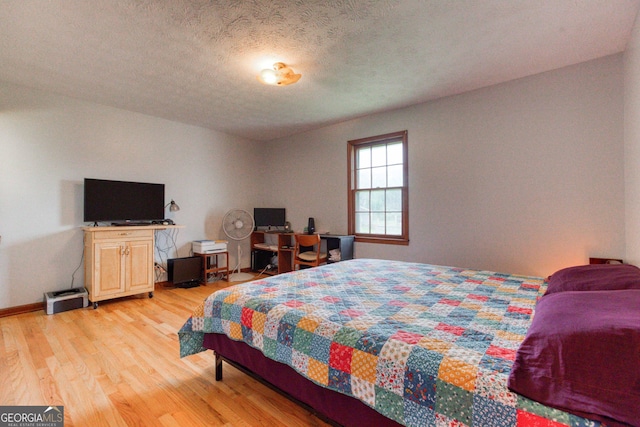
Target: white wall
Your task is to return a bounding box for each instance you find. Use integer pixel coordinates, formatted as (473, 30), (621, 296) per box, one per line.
(0, 81), (262, 309)
(264, 55), (625, 277)
(625, 11), (640, 265)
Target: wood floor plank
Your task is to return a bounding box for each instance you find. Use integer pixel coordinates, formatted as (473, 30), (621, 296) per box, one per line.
(0, 280), (330, 426)
(2, 349), (27, 404)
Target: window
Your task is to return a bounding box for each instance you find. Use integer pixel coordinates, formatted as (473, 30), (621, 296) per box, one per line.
(348, 131), (408, 245)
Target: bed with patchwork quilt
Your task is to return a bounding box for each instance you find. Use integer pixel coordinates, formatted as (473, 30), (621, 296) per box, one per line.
(179, 258), (630, 426)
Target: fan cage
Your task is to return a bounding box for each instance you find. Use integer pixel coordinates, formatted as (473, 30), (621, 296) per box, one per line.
(222, 209), (255, 282)
(223, 210), (254, 241)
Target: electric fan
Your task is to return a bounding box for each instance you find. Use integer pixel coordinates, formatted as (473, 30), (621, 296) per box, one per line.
(222, 209), (255, 282)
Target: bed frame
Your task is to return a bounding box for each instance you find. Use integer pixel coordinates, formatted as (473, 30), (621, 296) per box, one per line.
(205, 333), (402, 427)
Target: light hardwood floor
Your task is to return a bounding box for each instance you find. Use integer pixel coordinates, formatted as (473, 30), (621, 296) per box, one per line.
(0, 278), (331, 426)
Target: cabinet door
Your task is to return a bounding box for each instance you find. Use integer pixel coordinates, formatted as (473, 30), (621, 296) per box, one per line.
(126, 239), (154, 292)
(94, 242), (126, 297)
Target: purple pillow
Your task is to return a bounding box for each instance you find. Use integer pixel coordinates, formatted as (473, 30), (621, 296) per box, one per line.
(508, 289), (640, 426)
(545, 263), (640, 295)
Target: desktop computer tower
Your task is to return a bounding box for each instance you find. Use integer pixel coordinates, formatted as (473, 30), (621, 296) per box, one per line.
(251, 250), (272, 271)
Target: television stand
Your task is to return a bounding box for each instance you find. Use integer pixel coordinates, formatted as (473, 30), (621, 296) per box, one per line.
(83, 225), (155, 308)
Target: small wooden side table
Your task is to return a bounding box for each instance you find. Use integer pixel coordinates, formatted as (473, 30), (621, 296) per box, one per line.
(195, 251), (229, 283)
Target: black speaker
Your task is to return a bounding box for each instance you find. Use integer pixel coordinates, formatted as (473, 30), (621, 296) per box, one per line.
(307, 217), (315, 234)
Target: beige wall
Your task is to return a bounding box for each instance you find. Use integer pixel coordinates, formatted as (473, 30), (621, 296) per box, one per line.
(0, 81), (263, 309)
(264, 55), (625, 277)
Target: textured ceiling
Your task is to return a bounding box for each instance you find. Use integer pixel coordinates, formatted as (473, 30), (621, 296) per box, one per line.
(1, 0), (639, 141)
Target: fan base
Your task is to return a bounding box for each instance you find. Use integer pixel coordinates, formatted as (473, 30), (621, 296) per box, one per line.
(228, 272), (255, 282)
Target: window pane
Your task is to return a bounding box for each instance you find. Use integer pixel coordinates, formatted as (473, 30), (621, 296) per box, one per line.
(371, 166), (386, 188)
(387, 142), (403, 165)
(371, 145), (386, 167)
(386, 189), (402, 211)
(386, 212), (402, 235)
(371, 213), (386, 234)
(355, 190), (369, 211)
(370, 189), (385, 211)
(357, 168), (371, 189)
(355, 212), (370, 233)
(387, 164), (403, 187)
(348, 130), (408, 244)
(357, 147), (371, 168)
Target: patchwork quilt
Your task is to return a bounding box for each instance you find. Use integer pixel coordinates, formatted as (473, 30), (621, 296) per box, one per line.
(179, 259), (603, 427)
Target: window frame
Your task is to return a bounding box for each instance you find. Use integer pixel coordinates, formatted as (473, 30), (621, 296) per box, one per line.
(347, 130), (409, 245)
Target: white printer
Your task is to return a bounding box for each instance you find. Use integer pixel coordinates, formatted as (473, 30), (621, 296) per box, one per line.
(192, 240), (228, 254)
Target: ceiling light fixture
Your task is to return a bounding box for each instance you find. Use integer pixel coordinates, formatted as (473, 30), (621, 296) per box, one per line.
(257, 62), (301, 86)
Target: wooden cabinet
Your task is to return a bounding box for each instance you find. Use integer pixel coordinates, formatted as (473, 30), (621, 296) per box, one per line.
(84, 227), (155, 308)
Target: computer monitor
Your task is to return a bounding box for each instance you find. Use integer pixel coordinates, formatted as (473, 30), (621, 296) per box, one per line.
(253, 208), (286, 229)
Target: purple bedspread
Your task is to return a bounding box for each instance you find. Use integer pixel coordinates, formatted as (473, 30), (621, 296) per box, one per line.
(508, 289), (640, 426)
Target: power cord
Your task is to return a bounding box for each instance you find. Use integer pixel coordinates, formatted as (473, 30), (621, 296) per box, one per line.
(154, 228), (180, 280)
(70, 244), (85, 289)
(259, 264), (272, 275)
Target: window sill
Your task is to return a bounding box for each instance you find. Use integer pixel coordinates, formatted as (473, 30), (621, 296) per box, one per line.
(354, 236), (409, 246)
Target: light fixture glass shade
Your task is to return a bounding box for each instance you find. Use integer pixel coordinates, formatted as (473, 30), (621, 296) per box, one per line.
(166, 200), (180, 212)
(260, 68), (278, 85)
(257, 62), (301, 86)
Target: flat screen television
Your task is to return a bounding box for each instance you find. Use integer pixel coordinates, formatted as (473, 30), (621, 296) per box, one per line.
(84, 178), (165, 224)
(167, 256), (202, 288)
(254, 208), (286, 229)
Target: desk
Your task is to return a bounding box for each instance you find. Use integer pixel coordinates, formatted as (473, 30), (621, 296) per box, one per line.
(250, 231), (294, 275)
(251, 231), (354, 274)
(195, 251), (229, 283)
